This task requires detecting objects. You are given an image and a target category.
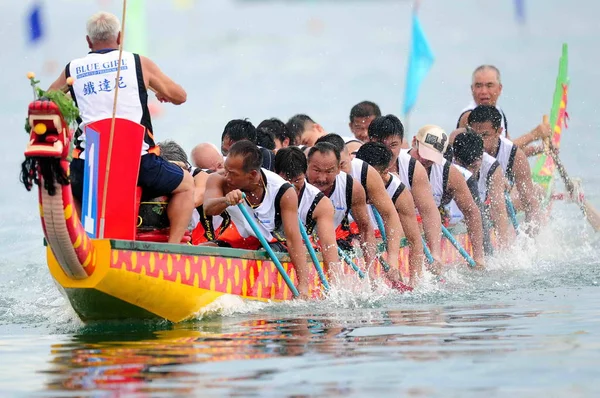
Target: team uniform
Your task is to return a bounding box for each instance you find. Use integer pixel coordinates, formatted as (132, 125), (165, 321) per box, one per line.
(213, 169), (293, 250)
(66, 49), (183, 202)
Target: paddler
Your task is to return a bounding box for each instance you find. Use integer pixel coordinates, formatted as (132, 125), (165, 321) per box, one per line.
(48, 11), (194, 244)
(355, 142), (425, 284)
(202, 140), (310, 298)
(367, 115), (444, 273)
(314, 134), (404, 277)
(220, 119), (275, 171)
(274, 147), (341, 272)
(409, 125), (486, 268)
(305, 142), (378, 277)
(286, 114), (326, 147)
(451, 132), (511, 251)
(348, 101), (381, 142)
(456, 65), (552, 157)
(467, 105), (542, 233)
(190, 143), (224, 173)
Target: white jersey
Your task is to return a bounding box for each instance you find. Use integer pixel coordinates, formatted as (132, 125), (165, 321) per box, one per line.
(395, 149), (418, 191)
(298, 182), (325, 234)
(490, 136), (518, 185)
(427, 159), (454, 208)
(458, 100), (508, 135)
(350, 158), (370, 192)
(67, 49), (153, 157)
(477, 153), (501, 202)
(225, 169), (292, 242)
(323, 172), (354, 229)
(368, 173), (405, 231)
(446, 163), (479, 226)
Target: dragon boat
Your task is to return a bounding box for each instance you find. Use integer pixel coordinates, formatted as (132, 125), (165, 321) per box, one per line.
(21, 43), (569, 323)
(21, 97), (481, 323)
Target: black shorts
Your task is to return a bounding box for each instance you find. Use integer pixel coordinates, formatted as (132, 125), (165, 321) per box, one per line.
(69, 154), (184, 203)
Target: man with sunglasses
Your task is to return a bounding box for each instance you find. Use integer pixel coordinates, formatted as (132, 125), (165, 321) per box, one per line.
(409, 125), (486, 268)
(467, 106), (541, 233)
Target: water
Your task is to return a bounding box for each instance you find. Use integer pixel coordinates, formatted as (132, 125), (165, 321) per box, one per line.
(1, 0), (600, 396)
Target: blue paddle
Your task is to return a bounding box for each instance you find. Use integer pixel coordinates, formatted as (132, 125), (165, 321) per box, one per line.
(441, 225), (477, 268)
(236, 194), (299, 297)
(338, 247), (365, 279)
(505, 192), (519, 234)
(298, 216), (330, 291)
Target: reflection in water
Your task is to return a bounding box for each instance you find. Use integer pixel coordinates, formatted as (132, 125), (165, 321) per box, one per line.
(41, 305), (542, 395)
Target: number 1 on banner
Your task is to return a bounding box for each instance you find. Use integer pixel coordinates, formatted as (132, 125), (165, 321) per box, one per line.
(81, 128), (99, 238)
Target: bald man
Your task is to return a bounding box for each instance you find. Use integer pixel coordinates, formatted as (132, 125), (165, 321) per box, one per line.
(191, 143), (224, 172)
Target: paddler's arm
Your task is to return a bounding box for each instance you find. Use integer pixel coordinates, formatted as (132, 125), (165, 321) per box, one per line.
(449, 166), (485, 268)
(193, 171), (210, 208)
(203, 173), (238, 216)
(411, 162), (443, 269)
(280, 187), (310, 298)
(140, 56), (187, 105)
(350, 180), (377, 269)
(487, 168), (511, 248)
(512, 116), (552, 150)
(513, 148), (541, 232)
(312, 197), (340, 273)
(395, 189), (424, 284)
(365, 165), (402, 271)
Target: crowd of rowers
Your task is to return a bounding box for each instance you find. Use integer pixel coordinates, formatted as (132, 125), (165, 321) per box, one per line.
(147, 66), (552, 297)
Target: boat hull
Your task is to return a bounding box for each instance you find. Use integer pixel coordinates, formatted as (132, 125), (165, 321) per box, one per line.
(47, 235), (473, 323)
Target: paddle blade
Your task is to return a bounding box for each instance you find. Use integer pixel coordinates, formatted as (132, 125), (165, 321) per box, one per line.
(584, 200), (600, 232)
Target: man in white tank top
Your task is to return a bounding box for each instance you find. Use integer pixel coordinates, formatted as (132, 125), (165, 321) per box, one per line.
(367, 115), (444, 273)
(467, 106), (542, 233)
(452, 132), (511, 250)
(202, 141), (310, 298)
(410, 125), (486, 268)
(305, 142), (378, 275)
(348, 101), (381, 142)
(314, 134), (403, 276)
(355, 142), (425, 285)
(48, 12), (193, 244)
(274, 147), (341, 273)
(456, 65), (552, 157)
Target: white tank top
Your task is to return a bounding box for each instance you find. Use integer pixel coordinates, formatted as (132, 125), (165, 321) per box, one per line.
(325, 172), (354, 228)
(298, 182), (325, 234)
(395, 149), (418, 191)
(67, 50), (152, 157)
(350, 158), (369, 192)
(458, 100), (508, 135)
(445, 163), (475, 225)
(491, 136), (517, 184)
(427, 159), (453, 208)
(368, 173), (405, 230)
(477, 153), (501, 201)
(225, 169), (292, 242)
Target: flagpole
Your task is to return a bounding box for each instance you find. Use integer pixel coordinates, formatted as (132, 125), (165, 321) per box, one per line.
(99, 0), (127, 239)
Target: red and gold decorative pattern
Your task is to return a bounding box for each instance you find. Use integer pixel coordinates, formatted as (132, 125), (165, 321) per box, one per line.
(109, 250), (322, 300)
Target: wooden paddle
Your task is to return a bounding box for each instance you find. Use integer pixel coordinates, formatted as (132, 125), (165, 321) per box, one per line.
(542, 116), (600, 232)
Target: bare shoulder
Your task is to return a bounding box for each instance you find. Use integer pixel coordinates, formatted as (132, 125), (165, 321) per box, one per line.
(280, 185), (298, 208)
(314, 195), (334, 219)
